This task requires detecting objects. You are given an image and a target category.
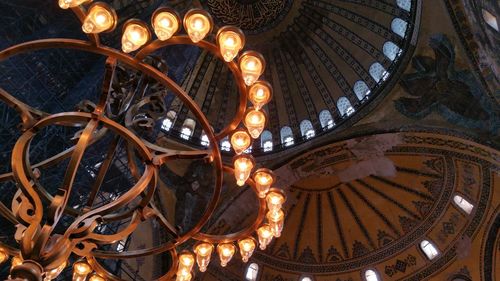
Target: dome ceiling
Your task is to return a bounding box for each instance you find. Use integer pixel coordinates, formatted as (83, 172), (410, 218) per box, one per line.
(205, 130), (496, 280)
(164, 0), (418, 152)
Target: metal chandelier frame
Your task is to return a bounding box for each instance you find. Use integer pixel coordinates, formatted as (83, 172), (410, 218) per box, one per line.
(0, 2), (286, 281)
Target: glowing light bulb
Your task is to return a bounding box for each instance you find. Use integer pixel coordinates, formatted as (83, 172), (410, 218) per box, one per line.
(194, 242), (213, 272)
(88, 274), (105, 281)
(230, 130), (252, 155)
(243, 108), (266, 139)
(267, 209), (285, 237)
(239, 51), (265, 86)
(233, 154), (255, 186)
(0, 249), (8, 265)
(217, 26), (245, 62)
(253, 168), (275, 198)
(82, 3), (116, 34)
(217, 243), (236, 267)
(58, 0), (91, 9)
(238, 238), (256, 263)
(266, 190), (286, 213)
(248, 81), (272, 110)
(184, 9), (212, 43)
(72, 260), (92, 281)
(10, 256), (22, 271)
(178, 252), (195, 272)
(257, 224), (274, 250)
(121, 21), (150, 53)
(152, 8), (180, 41)
(176, 268), (192, 281)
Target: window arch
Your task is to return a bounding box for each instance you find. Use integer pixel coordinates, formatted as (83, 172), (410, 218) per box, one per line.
(383, 41), (402, 61)
(319, 110), (335, 130)
(391, 18), (408, 37)
(280, 126), (294, 147)
(337, 97), (355, 117)
(300, 277), (313, 281)
(364, 269), (380, 281)
(369, 62), (389, 83)
(245, 263), (259, 281)
(161, 110), (177, 131)
(353, 81), (371, 101)
(453, 194), (474, 214)
(260, 130), (273, 152)
(200, 131), (209, 147)
(420, 240), (439, 260)
(482, 9), (499, 31)
(180, 118), (195, 140)
(396, 0), (411, 11)
(220, 136), (231, 152)
(300, 120), (315, 139)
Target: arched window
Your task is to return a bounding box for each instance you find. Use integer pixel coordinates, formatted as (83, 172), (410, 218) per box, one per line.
(482, 9), (499, 31)
(453, 194), (474, 214)
(300, 120), (315, 139)
(180, 118), (195, 140)
(300, 277), (313, 281)
(420, 240), (439, 260)
(200, 131), (209, 147)
(161, 118), (173, 131)
(364, 269), (380, 281)
(353, 81), (371, 101)
(245, 263), (259, 281)
(221, 136), (231, 152)
(391, 18), (408, 38)
(319, 110), (335, 130)
(383, 41), (401, 61)
(369, 63), (389, 83)
(161, 110), (177, 131)
(260, 130), (273, 152)
(280, 126), (294, 147)
(396, 0), (411, 11)
(337, 97), (355, 117)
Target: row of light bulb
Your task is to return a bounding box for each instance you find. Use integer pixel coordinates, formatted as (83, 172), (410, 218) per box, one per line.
(175, 190), (286, 281)
(0, 250), (105, 281)
(59, 1), (267, 85)
(0, 186), (284, 281)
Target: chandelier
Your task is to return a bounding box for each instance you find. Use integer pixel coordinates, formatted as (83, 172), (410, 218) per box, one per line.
(0, 1), (286, 280)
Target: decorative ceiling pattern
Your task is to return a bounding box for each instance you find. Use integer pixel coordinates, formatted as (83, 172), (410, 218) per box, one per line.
(240, 131), (497, 279)
(161, 0), (420, 152)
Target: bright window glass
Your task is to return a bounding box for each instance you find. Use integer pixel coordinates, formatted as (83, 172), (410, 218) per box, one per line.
(420, 240), (439, 260)
(453, 195), (474, 214)
(245, 263), (259, 281)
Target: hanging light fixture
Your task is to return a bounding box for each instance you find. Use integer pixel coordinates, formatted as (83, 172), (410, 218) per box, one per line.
(183, 9), (213, 43)
(238, 237), (257, 263)
(81, 2), (117, 34)
(72, 260), (92, 281)
(243, 107), (267, 139)
(58, 0), (91, 9)
(0, 248), (8, 264)
(217, 243), (236, 267)
(0, 1), (287, 280)
(257, 224), (274, 250)
(230, 129), (252, 155)
(151, 7), (180, 41)
(194, 242), (214, 272)
(217, 26), (245, 62)
(253, 168), (275, 198)
(248, 81), (273, 110)
(121, 20), (151, 53)
(233, 154), (255, 186)
(239, 51), (266, 86)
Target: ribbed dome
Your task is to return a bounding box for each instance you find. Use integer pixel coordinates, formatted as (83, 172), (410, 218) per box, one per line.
(163, 0), (418, 153)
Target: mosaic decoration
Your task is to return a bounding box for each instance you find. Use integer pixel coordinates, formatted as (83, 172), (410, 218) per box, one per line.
(395, 33), (500, 134)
